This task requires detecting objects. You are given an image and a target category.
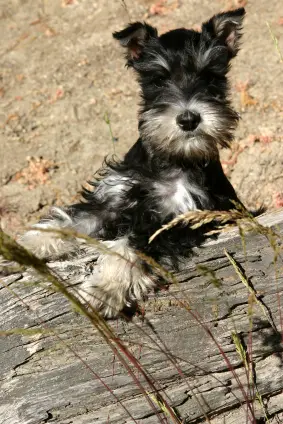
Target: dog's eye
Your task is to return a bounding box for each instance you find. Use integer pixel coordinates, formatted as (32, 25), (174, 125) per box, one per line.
(152, 75), (168, 87)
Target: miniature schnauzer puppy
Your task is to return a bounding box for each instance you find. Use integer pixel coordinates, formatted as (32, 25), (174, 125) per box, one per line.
(22, 8), (246, 317)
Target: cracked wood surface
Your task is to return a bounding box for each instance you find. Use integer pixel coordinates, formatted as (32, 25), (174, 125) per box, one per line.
(1, 210), (283, 424)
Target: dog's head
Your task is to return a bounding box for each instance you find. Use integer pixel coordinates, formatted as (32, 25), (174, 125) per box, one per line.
(113, 8), (245, 161)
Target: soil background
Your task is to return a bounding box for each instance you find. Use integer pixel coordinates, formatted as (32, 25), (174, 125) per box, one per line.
(1, 0), (283, 235)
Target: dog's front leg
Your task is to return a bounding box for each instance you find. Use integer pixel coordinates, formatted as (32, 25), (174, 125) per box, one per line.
(79, 236), (156, 317)
(20, 205), (100, 259)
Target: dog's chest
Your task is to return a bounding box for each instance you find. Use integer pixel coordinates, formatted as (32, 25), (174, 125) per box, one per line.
(152, 176), (207, 218)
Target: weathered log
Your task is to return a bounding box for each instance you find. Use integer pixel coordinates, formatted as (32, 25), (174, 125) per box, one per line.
(1, 211), (283, 424)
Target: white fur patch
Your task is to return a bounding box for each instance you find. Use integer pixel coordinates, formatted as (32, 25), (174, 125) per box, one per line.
(20, 207), (100, 259)
(20, 208), (79, 259)
(153, 176), (206, 219)
(95, 172), (136, 207)
(151, 54), (170, 71)
(78, 237), (155, 317)
(96, 173), (130, 199)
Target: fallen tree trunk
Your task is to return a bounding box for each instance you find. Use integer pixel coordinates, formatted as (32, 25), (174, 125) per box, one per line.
(1, 210), (283, 424)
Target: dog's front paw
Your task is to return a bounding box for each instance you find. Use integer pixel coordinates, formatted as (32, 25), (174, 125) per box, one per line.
(76, 237), (156, 318)
(20, 207), (78, 260)
(78, 277), (129, 318)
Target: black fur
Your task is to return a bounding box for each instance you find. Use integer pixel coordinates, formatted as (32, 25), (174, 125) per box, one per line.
(72, 9), (245, 265)
(73, 139), (239, 267)
(23, 8), (257, 316)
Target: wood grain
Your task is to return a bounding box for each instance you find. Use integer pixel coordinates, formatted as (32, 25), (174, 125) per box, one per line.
(1, 210), (283, 424)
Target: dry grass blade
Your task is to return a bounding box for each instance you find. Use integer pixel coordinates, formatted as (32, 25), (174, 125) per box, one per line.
(149, 209), (246, 244)
(147, 392), (182, 423)
(120, 0), (131, 20)
(0, 229), (180, 423)
(183, 306), (256, 422)
(0, 327), (50, 337)
(27, 226), (178, 286)
(0, 275), (140, 424)
(266, 22), (283, 63)
(232, 332), (270, 423)
(224, 249), (277, 332)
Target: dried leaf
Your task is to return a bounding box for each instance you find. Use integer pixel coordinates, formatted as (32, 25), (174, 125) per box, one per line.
(12, 156), (57, 190)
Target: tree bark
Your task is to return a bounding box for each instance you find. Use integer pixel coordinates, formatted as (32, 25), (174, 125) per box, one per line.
(1, 211), (283, 424)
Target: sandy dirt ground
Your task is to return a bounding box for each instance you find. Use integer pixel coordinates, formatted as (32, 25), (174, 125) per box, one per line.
(1, 0), (283, 236)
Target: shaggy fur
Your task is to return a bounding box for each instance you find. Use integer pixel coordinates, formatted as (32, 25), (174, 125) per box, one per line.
(22, 8), (247, 317)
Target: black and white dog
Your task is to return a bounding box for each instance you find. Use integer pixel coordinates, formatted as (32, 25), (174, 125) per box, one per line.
(22, 8), (246, 317)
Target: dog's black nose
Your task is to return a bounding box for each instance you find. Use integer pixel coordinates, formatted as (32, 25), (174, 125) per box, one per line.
(176, 111), (201, 132)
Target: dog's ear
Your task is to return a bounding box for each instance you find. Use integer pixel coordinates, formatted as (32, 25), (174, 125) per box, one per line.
(113, 22), (158, 61)
(202, 8), (245, 58)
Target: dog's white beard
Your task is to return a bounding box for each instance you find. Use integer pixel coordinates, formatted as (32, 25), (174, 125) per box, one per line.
(140, 100), (233, 159)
